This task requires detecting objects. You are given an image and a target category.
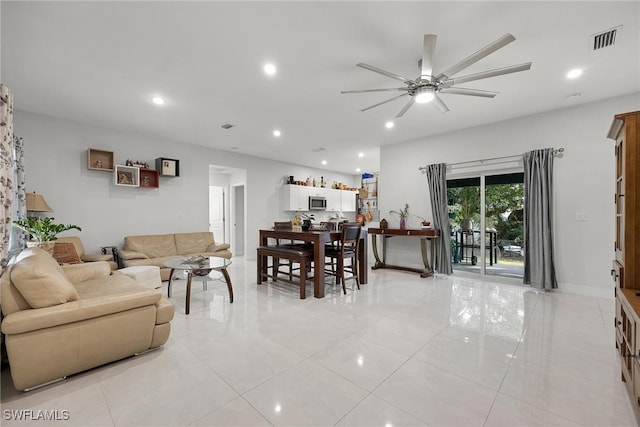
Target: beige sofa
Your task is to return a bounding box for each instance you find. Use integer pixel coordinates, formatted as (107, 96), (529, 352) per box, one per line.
(118, 232), (231, 281)
(0, 248), (174, 391)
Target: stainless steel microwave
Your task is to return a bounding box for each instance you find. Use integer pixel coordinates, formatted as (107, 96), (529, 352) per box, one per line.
(309, 196), (327, 210)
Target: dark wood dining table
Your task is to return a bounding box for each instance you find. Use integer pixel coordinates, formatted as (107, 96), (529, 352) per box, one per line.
(258, 228), (368, 298)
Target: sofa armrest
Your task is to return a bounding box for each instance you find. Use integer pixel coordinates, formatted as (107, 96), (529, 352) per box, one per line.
(1, 289), (162, 335)
(81, 254), (113, 263)
(61, 262), (111, 284)
(207, 243), (231, 252)
(118, 250), (150, 260)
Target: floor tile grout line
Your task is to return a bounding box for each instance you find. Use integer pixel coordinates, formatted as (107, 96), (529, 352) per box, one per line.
(480, 290), (541, 427)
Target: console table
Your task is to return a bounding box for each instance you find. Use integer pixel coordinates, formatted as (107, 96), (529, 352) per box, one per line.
(368, 228), (440, 277)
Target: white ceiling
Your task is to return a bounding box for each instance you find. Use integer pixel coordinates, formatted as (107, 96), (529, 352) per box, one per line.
(2, 1), (639, 175)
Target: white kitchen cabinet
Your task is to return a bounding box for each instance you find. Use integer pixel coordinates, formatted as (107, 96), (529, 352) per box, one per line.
(281, 185), (308, 211)
(325, 188), (341, 212)
(340, 190), (357, 212)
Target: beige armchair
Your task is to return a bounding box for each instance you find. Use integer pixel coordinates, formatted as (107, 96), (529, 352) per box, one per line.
(55, 236), (117, 270)
(1, 247), (174, 391)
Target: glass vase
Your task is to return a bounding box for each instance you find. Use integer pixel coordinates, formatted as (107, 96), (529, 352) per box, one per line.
(399, 218), (406, 230)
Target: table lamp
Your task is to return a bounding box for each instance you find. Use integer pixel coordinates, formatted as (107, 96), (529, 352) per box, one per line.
(26, 192), (53, 214)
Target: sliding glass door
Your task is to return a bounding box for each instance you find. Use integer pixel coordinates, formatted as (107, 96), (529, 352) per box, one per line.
(448, 172), (524, 279)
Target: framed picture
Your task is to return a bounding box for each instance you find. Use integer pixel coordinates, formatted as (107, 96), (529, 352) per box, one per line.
(117, 171), (134, 185)
(156, 157), (180, 177)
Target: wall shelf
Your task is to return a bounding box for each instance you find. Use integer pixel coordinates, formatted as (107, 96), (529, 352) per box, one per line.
(114, 165), (140, 187)
(139, 168), (160, 188)
(156, 157), (180, 177)
(87, 148), (114, 171)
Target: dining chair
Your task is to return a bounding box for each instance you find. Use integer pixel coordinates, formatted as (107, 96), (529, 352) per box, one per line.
(324, 223), (361, 294)
(273, 221), (306, 281)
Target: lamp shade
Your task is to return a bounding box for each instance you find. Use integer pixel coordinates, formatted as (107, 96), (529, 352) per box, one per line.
(26, 192), (53, 212)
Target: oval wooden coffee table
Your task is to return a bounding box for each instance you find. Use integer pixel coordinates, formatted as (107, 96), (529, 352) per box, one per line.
(164, 257), (233, 314)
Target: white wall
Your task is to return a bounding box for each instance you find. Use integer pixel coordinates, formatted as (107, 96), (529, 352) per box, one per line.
(16, 110), (359, 260)
(380, 93), (640, 298)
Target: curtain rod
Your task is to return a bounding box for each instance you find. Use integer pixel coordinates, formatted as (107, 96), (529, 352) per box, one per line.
(418, 148), (564, 173)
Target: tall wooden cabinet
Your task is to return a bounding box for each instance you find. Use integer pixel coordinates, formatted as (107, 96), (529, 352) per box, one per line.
(608, 110), (640, 421)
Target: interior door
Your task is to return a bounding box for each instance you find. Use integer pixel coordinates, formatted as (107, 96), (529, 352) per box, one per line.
(233, 185), (245, 256)
(209, 185), (225, 243)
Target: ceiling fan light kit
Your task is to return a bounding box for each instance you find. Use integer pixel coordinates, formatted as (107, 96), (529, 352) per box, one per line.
(341, 33), (532, 117)
(414, 87), (435, 104)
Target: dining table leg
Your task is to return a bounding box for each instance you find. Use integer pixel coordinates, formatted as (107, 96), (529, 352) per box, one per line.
(314, 236), (325, 298)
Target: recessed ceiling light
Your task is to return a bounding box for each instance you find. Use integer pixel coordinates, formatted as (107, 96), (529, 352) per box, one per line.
(385, 121), (394, 129)
(273, 129), (281, 137)
(152, 96), (165, 105)
(263, 63), (277, 76)
(356, 168), (361, 172)
(322, 160), (327, 165)
(358, 152), (364, 158)
(566, 68), (583, 79)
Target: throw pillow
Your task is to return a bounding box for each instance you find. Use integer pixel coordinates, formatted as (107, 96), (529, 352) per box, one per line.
(11, 248), (80, 308)
(53, 242), (82, 264)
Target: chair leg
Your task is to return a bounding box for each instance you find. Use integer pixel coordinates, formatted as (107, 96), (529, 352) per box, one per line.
(352, 256), (360, 290)
(299, 258), (306, 299)
(273, 257), (279, 282)
(339, 258), (346, 294)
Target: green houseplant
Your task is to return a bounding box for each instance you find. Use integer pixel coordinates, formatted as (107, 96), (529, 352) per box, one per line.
(12, 217), (82, 254)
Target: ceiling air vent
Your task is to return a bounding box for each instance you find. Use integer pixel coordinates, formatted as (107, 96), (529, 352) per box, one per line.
(590, 26), (621, 51)
(220, 123), (234, 130)
(311, 147), (326, 152)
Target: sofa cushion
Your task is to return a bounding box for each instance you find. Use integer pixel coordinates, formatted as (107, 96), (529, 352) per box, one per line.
(125, 234), (177, 258)
(174, 232), (214, 255)
(10, 248), (80, 309)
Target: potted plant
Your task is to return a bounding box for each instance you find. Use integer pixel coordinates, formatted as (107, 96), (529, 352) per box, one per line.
(12, 217), (82, 255)
(458, 187), (479, 231)
(389, 203), (409, 229)
(414, 215), (431, 228)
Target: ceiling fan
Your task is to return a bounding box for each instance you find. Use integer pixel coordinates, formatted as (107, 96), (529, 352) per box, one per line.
(341, 33), (532, 117)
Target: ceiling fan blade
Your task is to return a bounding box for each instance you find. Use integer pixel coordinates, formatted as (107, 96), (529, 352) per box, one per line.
(421, 34), (437, 80)
(357, 63), (410, 83)
(361, 93), (408, 112)
(443, 62), (532, 86)
(435, 33), (516, 81)
(433, 95), (450, 113)
(439, 87), (498, 98)
(341, 88), (409, 94)
(396, 97), (415, 118)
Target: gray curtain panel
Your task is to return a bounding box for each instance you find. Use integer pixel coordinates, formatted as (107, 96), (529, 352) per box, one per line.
(425, 163), (453, 274)
(523, 148), (557, 290)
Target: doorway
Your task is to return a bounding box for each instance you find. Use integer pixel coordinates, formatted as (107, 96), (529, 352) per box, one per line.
(448, 172), (524, 279)
(209, 186), (225, 242)
(209, 165), (247, 257)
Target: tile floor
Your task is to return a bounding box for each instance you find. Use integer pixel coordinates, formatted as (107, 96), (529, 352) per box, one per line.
(1, 257), (637, 426)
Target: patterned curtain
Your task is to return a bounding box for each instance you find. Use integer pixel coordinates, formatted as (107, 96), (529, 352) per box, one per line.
(424, 163), (453, 274)
(9, 136), (26, 256)
(0, 85), (14, 271)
